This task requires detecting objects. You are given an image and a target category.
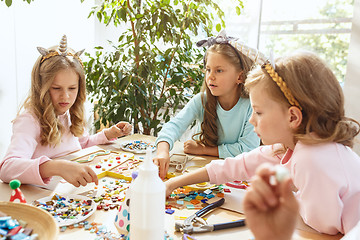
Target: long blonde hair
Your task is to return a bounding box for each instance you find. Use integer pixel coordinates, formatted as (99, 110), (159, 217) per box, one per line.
(22, 46), (86, 146)
(194, 43), (254, 147)
(245, 51), (360, 148)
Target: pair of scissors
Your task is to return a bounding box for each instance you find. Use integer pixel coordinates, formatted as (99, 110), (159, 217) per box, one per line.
(175, 198), (246, 234)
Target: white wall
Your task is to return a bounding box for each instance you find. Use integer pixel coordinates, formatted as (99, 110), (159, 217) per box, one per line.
(344, 0), (360, 154)
(0, 0), (95, 158)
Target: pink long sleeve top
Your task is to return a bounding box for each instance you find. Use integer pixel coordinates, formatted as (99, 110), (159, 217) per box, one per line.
(0, 111), (111, 186)
(206, 142), (360, 235)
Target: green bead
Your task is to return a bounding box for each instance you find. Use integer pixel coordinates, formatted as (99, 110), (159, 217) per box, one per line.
(9, 179), (21, 189)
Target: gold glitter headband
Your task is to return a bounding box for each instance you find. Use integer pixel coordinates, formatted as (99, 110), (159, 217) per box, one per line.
(37, 35), (85, 68)
(262, 62), (302, 110)
(230, 42), (302, 110)
(231, 41), (302, 110)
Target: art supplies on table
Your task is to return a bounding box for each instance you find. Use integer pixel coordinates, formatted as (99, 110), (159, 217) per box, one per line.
(119, 140), (156, 154)
(32, 194), (96, 227)
(0, 201), (59, 239)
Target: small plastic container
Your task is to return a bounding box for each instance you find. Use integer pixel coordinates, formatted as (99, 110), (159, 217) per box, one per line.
(129, 148), (165, 240)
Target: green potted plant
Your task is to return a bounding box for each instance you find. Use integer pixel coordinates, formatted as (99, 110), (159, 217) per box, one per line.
(83, 0), (244, 135)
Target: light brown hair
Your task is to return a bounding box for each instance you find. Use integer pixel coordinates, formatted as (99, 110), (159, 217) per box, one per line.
(194, 43), (254, 147)
(245, 51), (360, 148)
(21, 46), (86, 146)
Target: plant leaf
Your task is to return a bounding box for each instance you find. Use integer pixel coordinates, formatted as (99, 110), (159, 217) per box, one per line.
(5, 0), (12, 7)
(216, 23), (221, 32)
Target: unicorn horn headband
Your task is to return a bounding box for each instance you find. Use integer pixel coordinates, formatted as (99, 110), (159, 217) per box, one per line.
(37, 35), (85, 68)
(196, 30), (302, 110)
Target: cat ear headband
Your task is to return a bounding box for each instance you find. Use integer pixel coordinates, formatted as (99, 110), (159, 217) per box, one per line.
(197, 30), (302, 110)
(196, 29), (268, 66)
(37, 35), (85, 68)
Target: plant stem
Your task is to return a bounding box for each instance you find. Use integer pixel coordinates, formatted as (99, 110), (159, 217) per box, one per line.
(127, 0), (139, 68)
(154, 0), (192, 122)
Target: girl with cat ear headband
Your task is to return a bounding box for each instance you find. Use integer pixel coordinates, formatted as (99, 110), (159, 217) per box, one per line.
(154, 30), (261, 179)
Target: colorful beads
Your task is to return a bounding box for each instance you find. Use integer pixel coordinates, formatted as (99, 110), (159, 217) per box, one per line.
(32, 194), (95, 226)
(0, 214), (38, 239)
(120, 140), (156, 153)
(166, 186), (224, 210)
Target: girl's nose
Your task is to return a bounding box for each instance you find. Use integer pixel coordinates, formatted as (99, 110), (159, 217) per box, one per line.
(249, 112), (255, 126)
(62, 90), (70, 98)
(207, 71), (215, 80)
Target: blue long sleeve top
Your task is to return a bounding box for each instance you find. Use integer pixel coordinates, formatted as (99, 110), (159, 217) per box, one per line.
(155, 93), (260, 158)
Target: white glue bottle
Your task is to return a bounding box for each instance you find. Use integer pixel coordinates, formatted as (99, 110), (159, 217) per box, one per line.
(129, 148), (165, 240)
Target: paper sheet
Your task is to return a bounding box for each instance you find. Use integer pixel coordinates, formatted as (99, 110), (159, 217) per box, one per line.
(208, 187), (246, 214)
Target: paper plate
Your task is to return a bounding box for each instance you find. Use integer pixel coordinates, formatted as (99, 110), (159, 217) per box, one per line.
(119, 140), (156, 154)
(0, 201), (59, 240)
(32, 194), (96, 227)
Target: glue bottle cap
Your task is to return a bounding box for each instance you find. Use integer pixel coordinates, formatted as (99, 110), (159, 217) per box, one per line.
(142, 147), (157, 170)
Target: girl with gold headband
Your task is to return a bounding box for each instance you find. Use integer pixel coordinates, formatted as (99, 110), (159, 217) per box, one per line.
(154, 30), (262, 179)
(165, 51), (360, 235)
(0, 35), (132, 187)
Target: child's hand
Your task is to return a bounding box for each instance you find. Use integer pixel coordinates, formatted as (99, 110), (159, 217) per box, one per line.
(183, 140), (204, 155)
(104, 122), (132, 140)
(164, 165), (210, 197)
(153, 142), (171, 180)
(40, 160), (98, 187)
(153, 152), (170, 180)
(59, 161), (98, 187)
(243, 163), (298, 240)
(165, 178), (175, 197)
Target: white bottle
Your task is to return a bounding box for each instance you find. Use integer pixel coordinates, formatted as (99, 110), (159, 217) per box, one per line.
(130, 148), (165, 240)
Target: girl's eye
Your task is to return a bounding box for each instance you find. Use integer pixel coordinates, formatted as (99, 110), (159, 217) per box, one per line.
(69, 88), (76, 90)
(217, 69), (223, 73)
(52, 87), (60, 90)
(255, 112), (262, 115)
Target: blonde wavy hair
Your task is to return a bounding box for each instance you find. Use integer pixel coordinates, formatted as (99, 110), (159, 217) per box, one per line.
(193, 43), (254, 147)
(245, 51), (360, 149)
(21, 46), (86, 146)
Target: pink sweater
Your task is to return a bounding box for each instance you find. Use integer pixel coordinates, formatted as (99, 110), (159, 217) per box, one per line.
(206, 142), (360, 235)
(0, 111), (111, 186)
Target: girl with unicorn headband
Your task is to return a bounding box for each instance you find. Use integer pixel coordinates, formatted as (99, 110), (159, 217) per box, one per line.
(0, 35), (132, 187)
